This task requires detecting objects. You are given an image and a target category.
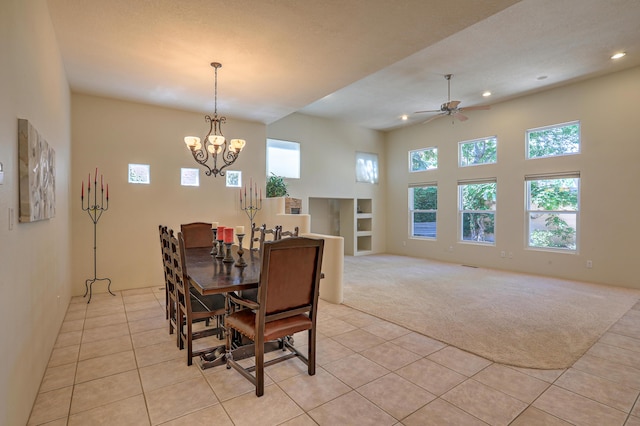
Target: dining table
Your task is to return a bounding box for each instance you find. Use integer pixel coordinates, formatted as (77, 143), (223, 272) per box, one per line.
(184, 245), (284, 369)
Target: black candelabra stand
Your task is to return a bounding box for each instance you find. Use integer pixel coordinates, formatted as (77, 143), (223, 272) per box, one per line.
(240, 178), (262, 250)
(81, 169), (113, 303)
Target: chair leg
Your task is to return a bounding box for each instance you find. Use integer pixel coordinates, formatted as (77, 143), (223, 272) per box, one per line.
(186, 319), (193, 366)
(255, 335), (264, 397)
(308, 328), (316, 376)
(177, 305), (184, 349)
(225, 321), (232, 369)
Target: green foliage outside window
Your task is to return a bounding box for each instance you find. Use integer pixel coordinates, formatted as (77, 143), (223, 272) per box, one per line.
(460, 182), (496, 242)
(459, 137), (497, 166)
(528, 178), (578, 250)
(528, 122), (580, 159)
(410, 186), (437, 238)
(410, 148), (438, 172)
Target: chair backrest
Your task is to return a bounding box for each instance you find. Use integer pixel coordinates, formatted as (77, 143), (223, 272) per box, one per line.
(180, 222), (213, 248)
(276, 226), (299, 239)
(169, 231), (192, 317)
(250, 223), (299, 251)
(257, 237), (324, 321)
(159, 225), (173, 286)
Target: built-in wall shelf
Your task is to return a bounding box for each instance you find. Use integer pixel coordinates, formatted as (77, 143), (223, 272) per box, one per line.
(309, 196), (374, 256)
(354, 198), (373, 255)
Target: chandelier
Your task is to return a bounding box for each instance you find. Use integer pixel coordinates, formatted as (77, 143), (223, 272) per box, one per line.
(184, 62), (246, 177)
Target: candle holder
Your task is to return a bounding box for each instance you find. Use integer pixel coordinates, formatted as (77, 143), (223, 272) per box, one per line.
(240, 179), (262, 250)
(235, 234), (247, 267)
(211, 228), (218, 256)
(215, 237), (225, 260)
(81, 169), (113, 303)
(222, 242), (234, 263)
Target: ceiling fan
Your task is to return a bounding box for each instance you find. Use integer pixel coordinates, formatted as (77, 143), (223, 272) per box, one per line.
(415, 74), (490, 123)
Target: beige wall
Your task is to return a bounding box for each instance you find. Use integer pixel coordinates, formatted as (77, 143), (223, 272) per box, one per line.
(71, 94), (267, 295)
(267, 113), (387, 254)
(71, 102), (388, 295)
(0, 0), (72, 424)
(385, 66), (640, 289)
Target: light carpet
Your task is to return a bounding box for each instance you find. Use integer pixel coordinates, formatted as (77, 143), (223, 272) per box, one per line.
(343, 254), (640, 369)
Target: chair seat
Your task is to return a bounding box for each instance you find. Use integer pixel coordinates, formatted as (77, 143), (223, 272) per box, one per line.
(226, 309), (312, 341)
(190, 287), (225, 312)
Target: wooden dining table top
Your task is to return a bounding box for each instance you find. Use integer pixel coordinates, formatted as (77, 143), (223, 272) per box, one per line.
(184, 246), (261, 295)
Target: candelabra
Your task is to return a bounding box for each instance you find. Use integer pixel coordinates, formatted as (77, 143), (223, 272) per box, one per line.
(81, 169), (113, 303)
(240, 179), (262, 250)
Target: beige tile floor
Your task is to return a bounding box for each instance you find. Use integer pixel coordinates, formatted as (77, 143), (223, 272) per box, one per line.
(28, 286), (640, 425)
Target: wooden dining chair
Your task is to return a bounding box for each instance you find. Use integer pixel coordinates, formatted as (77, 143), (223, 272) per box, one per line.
(276, 225), (299, 239)
(159, 225), (178, 336)
(170, 231), (227, 365)
(180, 222), (214, 248)
(224, 236), (325, 396)
(241, 224), (300, 303)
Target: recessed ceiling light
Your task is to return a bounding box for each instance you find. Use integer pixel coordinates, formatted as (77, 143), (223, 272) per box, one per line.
(537, 75), (548, 81)
(482, 91), (492, 97)
(611, 52), (626, 59)
(401, 115), (408, 121)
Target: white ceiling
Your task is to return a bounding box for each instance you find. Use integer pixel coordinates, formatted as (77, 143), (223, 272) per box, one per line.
(46, 0), (640, 131)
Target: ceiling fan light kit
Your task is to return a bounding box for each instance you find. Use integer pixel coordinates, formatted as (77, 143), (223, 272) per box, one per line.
(415, 74), (490, 124)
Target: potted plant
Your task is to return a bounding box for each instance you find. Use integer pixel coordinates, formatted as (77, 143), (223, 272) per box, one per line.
(266, 174), (301, 214)
(266, 173), (289, 197)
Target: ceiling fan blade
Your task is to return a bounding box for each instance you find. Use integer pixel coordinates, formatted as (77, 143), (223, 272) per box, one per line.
(459, 105), (491, 112)
(454, 112), (468, 121)
(415, 109), (441, 114)
(422, 113), (445, 124)
(446, 100), (461, 109)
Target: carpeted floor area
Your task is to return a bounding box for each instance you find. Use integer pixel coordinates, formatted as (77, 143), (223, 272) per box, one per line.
(343, 254), (640, 369)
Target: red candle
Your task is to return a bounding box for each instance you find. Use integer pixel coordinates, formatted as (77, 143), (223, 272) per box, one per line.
(224, 227), (234, 243)
(81, 181), (84, 198)
(239, 188), (242, 203)
(95, 167), (98, 183)
(106, 184), (109, 200)
(101, 175), (103, 190)
(88, 173), (91, 190)
(217, 226), (225, 241)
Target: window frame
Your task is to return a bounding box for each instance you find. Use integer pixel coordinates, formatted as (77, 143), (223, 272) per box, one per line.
(458, 136), (497, 167)
(225, 170), (242, 188)
(526, 121), (581, 160)
(409, 147), (438, 172)
(180, 167), (199, 187)
(355, 151), (379, 184)
(128, 163), (150, 184)
(458, 179), (497, 245)
(408, 183), (438, 239)
(525, 172), (580, 252)
(266, 138), (300, 179)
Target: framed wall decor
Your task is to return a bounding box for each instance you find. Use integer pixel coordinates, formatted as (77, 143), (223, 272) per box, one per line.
(18, 118), (56, 222)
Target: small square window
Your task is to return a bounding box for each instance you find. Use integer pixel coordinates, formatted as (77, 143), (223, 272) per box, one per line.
(527, 121), (580, 159)
(128, 164), (150, 184)
(409, 148), (438, 172)
(267, 139), (300, 179)
(356, 152), (379, 184)
(181, 168), (199, 186)
(225, 170), (242, 187)
(459, 137), (497, 167)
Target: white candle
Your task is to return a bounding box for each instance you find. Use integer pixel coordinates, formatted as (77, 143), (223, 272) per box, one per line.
(235, 225), (245, 235)
(211, 222), (218, 229)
